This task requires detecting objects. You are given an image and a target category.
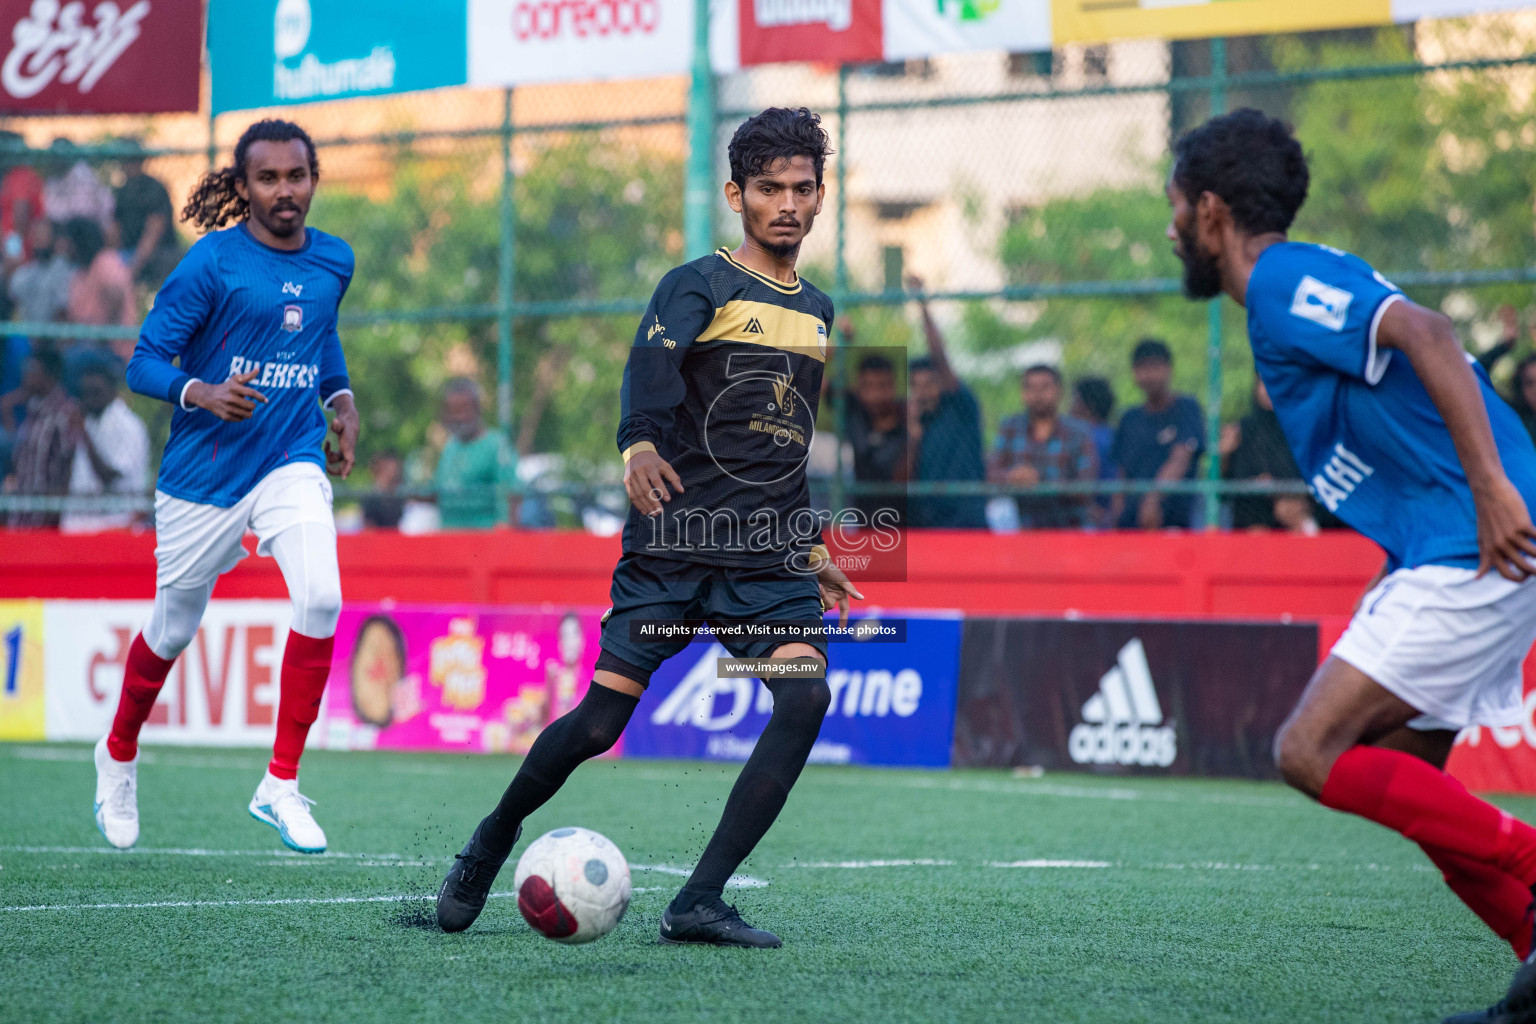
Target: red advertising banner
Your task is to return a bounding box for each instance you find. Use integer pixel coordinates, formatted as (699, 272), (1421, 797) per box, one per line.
(1446, 656), (1536, 795)
(737, 0), (882, 67)
(0, 0), (202, 114)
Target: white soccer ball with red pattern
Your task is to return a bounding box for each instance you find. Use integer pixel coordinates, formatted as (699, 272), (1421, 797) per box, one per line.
(513, 827), (632, 943)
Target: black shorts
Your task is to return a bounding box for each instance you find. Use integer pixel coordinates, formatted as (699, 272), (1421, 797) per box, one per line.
(596, 552), (827, 687)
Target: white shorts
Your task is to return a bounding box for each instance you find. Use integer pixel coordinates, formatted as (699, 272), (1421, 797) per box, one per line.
(1332, 564), (1536, 731)
(154, 462), (335, 590)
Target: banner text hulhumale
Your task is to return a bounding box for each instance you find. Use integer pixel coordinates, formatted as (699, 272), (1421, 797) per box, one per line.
(209, 0), (469, 114)
(624, 613), (962, 768)
(320, 605), (609, 755)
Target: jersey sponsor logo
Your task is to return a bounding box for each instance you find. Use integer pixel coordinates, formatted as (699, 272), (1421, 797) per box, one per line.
(769, 372), (796, 417)
(282, 304), (303, 332)
(816, 321), (827, 356)
(744, 317), (765, 335)
(650, 642), (921, 731)
(1289, 275), (1354, 332)
(282, 281), (304, 297)
(1309, 442), (1374, 513)
(1068, 638), (1176, 768)
(229, 355), (321, 391)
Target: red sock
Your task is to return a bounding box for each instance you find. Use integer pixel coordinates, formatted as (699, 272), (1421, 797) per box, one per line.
(268, 631), (334, 780)
(1420, 842), (1535, 959)
(106, 634), (175, 762)
(1321, 745), (1536, 886)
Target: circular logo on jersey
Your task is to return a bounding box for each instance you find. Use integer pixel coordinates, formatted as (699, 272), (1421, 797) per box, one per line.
(703, 372), (815, 487)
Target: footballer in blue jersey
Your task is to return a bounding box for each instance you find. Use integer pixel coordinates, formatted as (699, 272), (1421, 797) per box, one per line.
(94, 120), (358, 859)
(1169, 108), (1536, 1024)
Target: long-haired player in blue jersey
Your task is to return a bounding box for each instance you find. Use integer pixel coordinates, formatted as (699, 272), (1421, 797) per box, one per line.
(92, 120), (359, 856)
(1168, 108), (1536, 1024)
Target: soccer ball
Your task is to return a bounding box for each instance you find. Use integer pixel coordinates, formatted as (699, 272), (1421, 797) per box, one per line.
(513, 827), (632, 943)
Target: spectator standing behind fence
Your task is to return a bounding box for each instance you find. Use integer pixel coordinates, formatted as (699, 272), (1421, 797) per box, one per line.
(1070, 376), (1118, 528)
(9, 219), (71, 324)
(1220, 377), (1318, 534)
(824, 320), (907, 524)
(60, 216), (137, 361)
(433, 377), (518, 530)
(113, 140), (182, 293)
(361, 450), (407, 529)
(0, 131), (43, 267)
(988, 364), (1098, 528)
(1111, 338), (1205, 530)
(1, 346), (77, 528)
(905, 276), (987, 529)
(59, 360), (148, 533)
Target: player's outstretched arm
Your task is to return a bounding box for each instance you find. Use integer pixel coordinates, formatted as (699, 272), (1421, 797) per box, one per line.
(324, 392), (359, 479)
(183, 370), (269, 423)
(1378, 299), (1536, 581)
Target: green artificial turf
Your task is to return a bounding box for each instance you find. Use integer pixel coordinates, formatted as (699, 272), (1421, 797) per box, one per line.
(0, 742), (1529, 1023)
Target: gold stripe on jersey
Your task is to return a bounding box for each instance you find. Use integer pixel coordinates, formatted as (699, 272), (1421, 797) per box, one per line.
(716, 248), (803, 294)
(697, 299), (828, 363)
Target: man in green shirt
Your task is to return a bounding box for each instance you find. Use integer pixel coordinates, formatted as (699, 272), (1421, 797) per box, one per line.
(433, 378), (517, 529)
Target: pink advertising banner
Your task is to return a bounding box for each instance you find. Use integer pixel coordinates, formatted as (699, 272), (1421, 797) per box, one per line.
(319, 604), (609, 755)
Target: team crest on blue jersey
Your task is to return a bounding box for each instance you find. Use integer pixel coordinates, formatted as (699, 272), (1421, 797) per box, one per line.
(282, 304), (303, 332)
(1289, 276), (1353, 331)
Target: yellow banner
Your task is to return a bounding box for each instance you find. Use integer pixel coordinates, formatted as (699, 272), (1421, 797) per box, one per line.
(0, 600), (45, 741)
(1051, 0), (1390, 44)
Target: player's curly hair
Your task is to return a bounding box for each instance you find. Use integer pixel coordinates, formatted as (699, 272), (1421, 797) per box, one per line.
(182, 119), (319, 232)
(1172, 108), (1309, 236)
(728, 107), (833, 188)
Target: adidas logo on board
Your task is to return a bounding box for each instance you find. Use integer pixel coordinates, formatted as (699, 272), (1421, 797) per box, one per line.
(1067, 638), (1177, 768)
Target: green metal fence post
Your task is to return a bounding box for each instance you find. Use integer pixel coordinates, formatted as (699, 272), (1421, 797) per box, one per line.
(683, 0), (715, 259)
(498, 88), (516, 437)
(830, 64), (850, 520)
(1200, 37), (1228, 530)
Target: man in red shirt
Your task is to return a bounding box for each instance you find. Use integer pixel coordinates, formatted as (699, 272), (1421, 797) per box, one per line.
(0, 131), (44, 263)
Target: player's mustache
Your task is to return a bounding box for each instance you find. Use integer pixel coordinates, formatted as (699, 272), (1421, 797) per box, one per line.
(770, 217), (799, 227)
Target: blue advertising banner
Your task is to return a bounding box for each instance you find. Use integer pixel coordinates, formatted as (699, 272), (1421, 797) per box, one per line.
(209, 0), (468, 114)
(625, 613), (962, 768)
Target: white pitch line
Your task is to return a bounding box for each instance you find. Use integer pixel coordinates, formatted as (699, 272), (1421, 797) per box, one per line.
(988, 860), (1111, 869)
(787, 859), (956, 869)
(0, 887), (672, 914)
(0, 845), (423, 861)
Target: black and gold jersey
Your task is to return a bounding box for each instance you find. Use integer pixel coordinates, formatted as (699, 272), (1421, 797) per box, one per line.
(617, 248), (834, 569)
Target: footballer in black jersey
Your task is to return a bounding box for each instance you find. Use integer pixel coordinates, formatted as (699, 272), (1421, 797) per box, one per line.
(438, 108), (862, 948)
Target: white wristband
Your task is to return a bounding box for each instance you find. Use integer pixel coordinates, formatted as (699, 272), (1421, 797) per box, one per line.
(323, 388), (354, 410)
(178, 378), (201, 411)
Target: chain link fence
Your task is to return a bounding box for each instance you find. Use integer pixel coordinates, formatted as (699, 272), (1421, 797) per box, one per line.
(2, 14), (1535, 532)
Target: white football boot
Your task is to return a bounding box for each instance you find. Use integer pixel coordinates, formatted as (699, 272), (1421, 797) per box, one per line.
(248, 772), (327, 854)
(93, 735), (140, 850)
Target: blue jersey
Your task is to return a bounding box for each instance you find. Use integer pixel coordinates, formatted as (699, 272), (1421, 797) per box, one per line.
(127, 224), (353, 507)
(1246, 241), (1536, 571)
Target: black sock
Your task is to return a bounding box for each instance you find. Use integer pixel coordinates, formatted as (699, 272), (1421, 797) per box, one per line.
(672, 676), (831, 912)
(477, 682), (639, 859)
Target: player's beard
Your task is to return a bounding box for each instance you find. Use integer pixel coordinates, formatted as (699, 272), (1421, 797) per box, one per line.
(1177, 222), (1223, 300)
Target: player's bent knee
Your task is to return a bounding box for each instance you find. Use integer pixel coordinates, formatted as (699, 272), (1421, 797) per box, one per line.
(148, 622), (198, 661)
(295, 580), (342, 639)
(766, 676), (832, 724)
(1272, 720), (1326, 796)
